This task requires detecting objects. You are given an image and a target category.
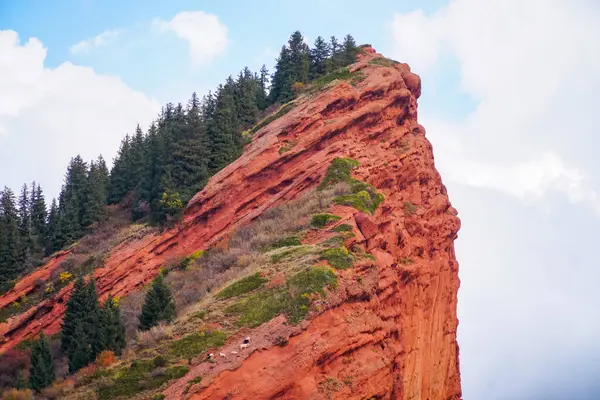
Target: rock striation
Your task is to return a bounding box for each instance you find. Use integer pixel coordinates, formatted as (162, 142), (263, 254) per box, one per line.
(0, 47), (462, 400)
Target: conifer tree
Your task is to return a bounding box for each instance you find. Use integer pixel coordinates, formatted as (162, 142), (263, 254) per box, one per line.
(44, 199), (58, 256)
(30, 183), (47, 259)
(269, 45), (294, 103)
(98, 296), (126, 355)
(29, 334), (55, 392)
(328, 36), (342, 69)
(17, 184), (31, 267)
(138, 274), (175, 331)
(0, 187), (22, 282)
(67, 321), (91, 373)
(208, 80), (242, 172)
(108, 136), (132, 204)
(341, 34), (359, 66)
(257, 65), (270, 110)
(61, 277), (101, 370)
(310, 36), (330, 78)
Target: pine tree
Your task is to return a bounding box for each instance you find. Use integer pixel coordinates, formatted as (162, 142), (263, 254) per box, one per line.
(138, 274), (175, 331)
(0, 187), (23, 282)
(287, 31), (310, 84)
(108, 136), (132, 204)
(310, 36), (330, 78)
(269, 45), (294, 103)
(44, 199), (58, 256)
(17, 184), (31, 268)
(257, 65), (270, 110)
(98, 296), (126, 355)
(67, 321), (91, 373)
(328, 36), (342, 70)
(29, 333), (55, 392)
(82, 156), (109, 227)
(341, 34), (359, 66)
(208, 80), (242, 172)
(61, 277), (101, 370)
(30, 183), (47, 260)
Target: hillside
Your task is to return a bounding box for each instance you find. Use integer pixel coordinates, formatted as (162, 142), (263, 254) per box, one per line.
(0, 46), (462, 400)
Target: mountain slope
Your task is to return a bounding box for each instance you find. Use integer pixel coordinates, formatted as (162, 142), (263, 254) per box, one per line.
(0, 46), (462, 399)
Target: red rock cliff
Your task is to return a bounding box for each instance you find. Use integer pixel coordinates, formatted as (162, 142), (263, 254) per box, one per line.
(0, 47), (461, 399)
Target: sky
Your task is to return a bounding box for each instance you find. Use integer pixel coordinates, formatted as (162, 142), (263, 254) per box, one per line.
(1, 0), (599, 398)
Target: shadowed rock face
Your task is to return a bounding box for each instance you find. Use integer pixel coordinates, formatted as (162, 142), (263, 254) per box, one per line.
(0, 47), (462, 400)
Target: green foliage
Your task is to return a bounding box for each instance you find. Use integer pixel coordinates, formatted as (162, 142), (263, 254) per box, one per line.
(96, 359), (189, 400)
(225, 266), (337, 327)
(29, 334), (55, 392)
(332, 179), (384, 215)
(317, 158), (360, 190)
(320, 247), (355, 270)
(369, 57), (400, 67)
(269, 246), (311, 263)
(178, 250), (204, 270)
(215, 273), (268, 300)
(310, 214), (342, 228)
(249, 103), (295, 135)
(332, 224), (353, 232)
(138, 274), (176, 331)
(98, 296), (127, 356)
(268, 236), (302, 249)
(169, 330), (228, 359)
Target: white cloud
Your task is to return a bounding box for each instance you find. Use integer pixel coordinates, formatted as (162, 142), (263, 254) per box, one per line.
(154, 11), (230, 67)
(391, 0), (600, 212)
(70, 29), (121, 55)
(391, 1), (600, 398)
(0, 30), (161, 199)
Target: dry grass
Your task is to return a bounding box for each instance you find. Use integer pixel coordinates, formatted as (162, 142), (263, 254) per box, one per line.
(136, 323), (174, 349)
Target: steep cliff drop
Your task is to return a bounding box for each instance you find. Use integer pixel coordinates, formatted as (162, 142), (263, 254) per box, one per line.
(0, 46), (462, 399)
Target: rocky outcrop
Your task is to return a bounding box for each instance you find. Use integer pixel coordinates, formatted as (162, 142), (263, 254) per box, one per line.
(0, 47), (462, 399)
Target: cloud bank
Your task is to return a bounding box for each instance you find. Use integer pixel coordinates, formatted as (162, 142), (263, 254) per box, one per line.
(391, 1), (600, 398)
(0, 30), (161, 199)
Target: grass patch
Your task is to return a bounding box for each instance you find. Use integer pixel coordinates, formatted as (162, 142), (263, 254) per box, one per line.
(308, 68), (366, 94)
(332, 223), (353, 232)
(333, 181), (384, 214)
(268, 236), (302, 249)
(97, 361), (189, 400)
(320, 247), (355, 270)
(403, 202), (417, 215)
(225, 266), (337, 327)
(278, 140), (297, 154)
(318, 158), (360, 190)
(250, 103), (294, 134)
(369, 57), (400, 67)
(169, 330), (228, 359)
(270, 246), (311, 263)
(311, 213), (341, 228)
(215, 273), (269, 300)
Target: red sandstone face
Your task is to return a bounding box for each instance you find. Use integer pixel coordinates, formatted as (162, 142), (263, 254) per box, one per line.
(0, 47), (462, 400)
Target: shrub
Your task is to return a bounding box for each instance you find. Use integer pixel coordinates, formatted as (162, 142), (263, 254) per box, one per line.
(333, 181), (384, 214)
(225, 266), (337, 327)
(270, 246), (311, 263)
(136, 323), (173, 348)
(332, 224), (353, 232)
(95, 351), (117, 368)
(369, 57), (400, 67)
(310, 214), (341, 228)
(152, 355), (168, 368)
(320, 247), (355, 270)
(267, 236), (302, 249)
(317, 158), (360, 190)
(1, 388), (34, 400)
(41, 380), (74, 399)
(249, 103), (295, 135)
(152, 394), (166, 400)
(215, 273), (268, 300)
(169, 331), (228, 359)
(59, 271), (73, 284)
(278, 140), (297, 154)
(274, 336), (288, 347)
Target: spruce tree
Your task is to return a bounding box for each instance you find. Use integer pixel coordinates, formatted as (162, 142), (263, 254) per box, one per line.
(341, 34), (359, 66)
(138, 274), (175, 331)
(328, 36), (342, 70)
(310, 36), (330, 78)
(17, 184), (31, 267)
(44, 199), (58, 256)
(29, 333), (55, 392)
(269, 45), (294, 103)
(0, 187), (23, 282)
(30, 183), (47, 260)
(61, 277), (101, 370)
(208, 80), (242, 172)
(98, 296), (126, 355)
(67, 321), (91, 373)
(108, 136), (132, 204)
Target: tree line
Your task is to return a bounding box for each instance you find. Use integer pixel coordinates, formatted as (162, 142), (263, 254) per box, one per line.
(0, 30), (359, 290)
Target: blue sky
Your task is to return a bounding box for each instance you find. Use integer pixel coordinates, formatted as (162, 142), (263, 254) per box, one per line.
(2, 1), (600, 399)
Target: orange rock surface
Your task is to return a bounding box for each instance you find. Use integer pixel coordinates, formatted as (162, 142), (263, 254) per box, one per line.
(0, 47), (462, 399)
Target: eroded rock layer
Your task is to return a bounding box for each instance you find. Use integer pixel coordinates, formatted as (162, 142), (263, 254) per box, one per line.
(0, 47), (461, 400)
